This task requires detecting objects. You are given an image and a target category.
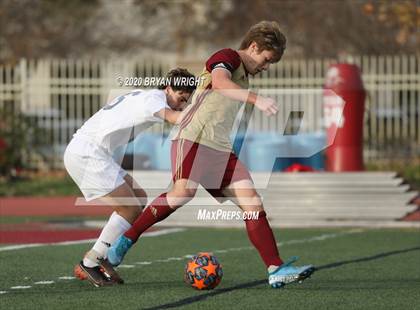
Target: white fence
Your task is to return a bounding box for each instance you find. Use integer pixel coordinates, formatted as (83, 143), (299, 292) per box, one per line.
(0, 55), (419, 169)
(251, 55), (420, 161)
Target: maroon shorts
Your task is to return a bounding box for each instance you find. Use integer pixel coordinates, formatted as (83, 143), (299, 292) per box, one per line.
(171, 139), (252, 199)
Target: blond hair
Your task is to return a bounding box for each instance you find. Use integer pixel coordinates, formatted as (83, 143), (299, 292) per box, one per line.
(239, 21), (286, 62)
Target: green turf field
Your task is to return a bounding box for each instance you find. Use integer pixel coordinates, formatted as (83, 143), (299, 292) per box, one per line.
(0, 227), (419, 310)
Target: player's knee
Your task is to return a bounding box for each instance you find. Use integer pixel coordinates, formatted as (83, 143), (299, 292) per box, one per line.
(246, 191), (262, 205)
(167, 188), (196, 207)
(175, 188), (196, 199)
(242, 193), (264, 212)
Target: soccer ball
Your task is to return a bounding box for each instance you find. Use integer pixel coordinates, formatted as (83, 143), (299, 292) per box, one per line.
(184, 252), (223, 290)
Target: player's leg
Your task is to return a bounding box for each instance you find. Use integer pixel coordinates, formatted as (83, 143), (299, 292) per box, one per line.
(108, 178), (198, 266)
(224, 179), (315, 288)
(64, 140), (148, 285)
(102, 173), (146, 222)
(200, 149), (288, 278)
(223, 179), (283, 268)
(108, 139), (203, 266)
(124, 138), (201, 242)
(77, 173), (147, 285)
(124, 178), (197, 242)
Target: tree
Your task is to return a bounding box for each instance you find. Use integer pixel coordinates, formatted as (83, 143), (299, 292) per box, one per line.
(0, 0), (418, 63)
(0, 107), (47, 179)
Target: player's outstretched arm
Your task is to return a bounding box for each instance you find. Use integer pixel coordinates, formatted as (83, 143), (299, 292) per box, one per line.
(211, 69), (278, 116)
(154, 108), (183, 125)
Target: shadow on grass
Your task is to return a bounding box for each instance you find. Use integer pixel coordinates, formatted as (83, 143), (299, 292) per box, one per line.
(144, 246), (420, 310)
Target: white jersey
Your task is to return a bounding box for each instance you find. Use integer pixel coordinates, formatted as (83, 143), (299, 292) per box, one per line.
(73, 89), (169, 153)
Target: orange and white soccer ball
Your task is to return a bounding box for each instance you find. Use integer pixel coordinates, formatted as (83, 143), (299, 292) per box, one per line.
(184, 252), (223, 290)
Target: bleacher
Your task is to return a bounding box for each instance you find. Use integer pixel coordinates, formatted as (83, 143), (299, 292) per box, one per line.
(131, 171), (419, 228)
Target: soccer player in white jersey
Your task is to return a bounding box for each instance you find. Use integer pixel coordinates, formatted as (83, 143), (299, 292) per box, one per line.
(63, 68), (196, 287)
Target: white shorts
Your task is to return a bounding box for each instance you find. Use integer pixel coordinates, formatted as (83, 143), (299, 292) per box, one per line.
(63, 137), (127, 201)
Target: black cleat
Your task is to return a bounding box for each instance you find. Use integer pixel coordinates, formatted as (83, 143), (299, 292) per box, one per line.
(74, 261), (113, 287)
(100, 258), (124, 284)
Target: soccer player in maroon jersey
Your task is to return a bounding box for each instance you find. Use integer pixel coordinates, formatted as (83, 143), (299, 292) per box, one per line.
(109, 21), (314, 288)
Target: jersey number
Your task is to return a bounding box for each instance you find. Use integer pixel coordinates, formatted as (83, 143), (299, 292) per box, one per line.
(103, 91), (142, 110)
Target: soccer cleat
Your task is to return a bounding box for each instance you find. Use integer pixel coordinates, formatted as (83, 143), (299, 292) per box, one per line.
(74, 261), (113, 287)
(268, 256), (315, 288)
(107, 235), (133, 266)
(100, 258), (124, 284)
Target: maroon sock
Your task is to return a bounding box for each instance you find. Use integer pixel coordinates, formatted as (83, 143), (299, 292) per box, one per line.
(245, 211), (283, 268)
(124, 193), (174, 243)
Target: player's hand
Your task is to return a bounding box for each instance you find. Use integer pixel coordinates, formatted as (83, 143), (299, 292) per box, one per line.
(255, 96), (279, 116)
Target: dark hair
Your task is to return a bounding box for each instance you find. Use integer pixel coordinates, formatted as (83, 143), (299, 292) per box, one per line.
(239, 21), (286, 62)
(158, 67), (196, 93)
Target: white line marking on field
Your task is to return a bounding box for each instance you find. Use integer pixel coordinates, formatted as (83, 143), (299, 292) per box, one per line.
(277, 229), (363, 247)
(122, 230), (363, 269)
(142, 228), (185, 237)
(34, 281), (54, 285)
(135, 261), (152, 265)
(118, 265), (135, 268)
(0, 229), (363, 296)
(0, 241), (97, 252)
(58, 276), (75, 280)
(209, 229), (365, 254)
(166, 257), (183, 261)
(10, 286), (31, 289)
(0, 228), (186, 252)
(155, 258), (175, 263)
